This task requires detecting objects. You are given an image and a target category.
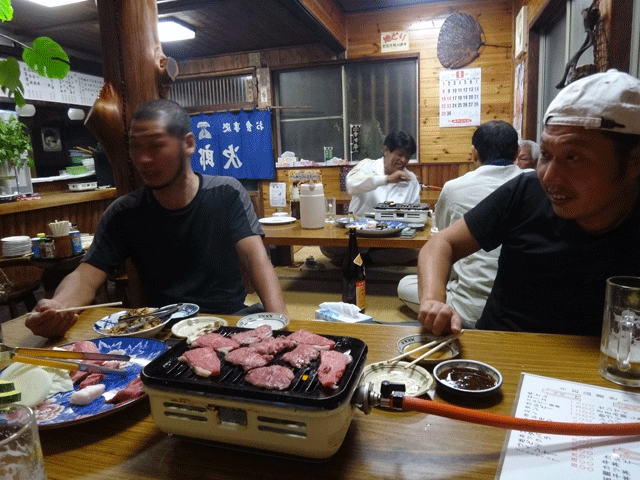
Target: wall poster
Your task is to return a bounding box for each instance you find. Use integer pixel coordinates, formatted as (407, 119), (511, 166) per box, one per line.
(439, 67), (481, 128)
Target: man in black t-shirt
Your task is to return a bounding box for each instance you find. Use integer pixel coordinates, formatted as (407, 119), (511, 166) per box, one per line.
(417, 70), (640, 336)
(27, 99), (287, 338)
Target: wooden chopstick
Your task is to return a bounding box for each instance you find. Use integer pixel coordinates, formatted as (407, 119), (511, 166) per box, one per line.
(386, 331), (460, 364)
(26, 301), (123, 317)
(55, 301), (123, 313)
(404, 331), (464, 369)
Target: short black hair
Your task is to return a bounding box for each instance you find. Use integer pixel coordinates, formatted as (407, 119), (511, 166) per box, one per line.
(130, 99), (192, 139)
(472, 120), (519, 164)
(599, 130), (640, 176)
(384, 131), (417, 157)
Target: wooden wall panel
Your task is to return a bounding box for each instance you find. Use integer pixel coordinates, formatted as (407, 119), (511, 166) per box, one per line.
(345, 0), (514, 166)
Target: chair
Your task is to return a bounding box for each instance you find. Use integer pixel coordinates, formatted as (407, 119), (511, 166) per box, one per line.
(0, 258), (42, 319)
(0, 280), (40, 319)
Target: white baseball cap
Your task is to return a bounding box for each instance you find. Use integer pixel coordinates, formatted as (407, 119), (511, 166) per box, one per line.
(544, 70), (640, 135)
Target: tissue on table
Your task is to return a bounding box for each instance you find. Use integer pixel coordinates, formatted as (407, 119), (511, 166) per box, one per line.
(315, 302), (373, 323)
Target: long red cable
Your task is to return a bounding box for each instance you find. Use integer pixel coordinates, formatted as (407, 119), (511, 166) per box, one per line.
(397, 396), (640, 436)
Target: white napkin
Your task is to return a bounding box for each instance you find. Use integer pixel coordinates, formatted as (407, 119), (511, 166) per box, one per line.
(319, 302), (362, 319)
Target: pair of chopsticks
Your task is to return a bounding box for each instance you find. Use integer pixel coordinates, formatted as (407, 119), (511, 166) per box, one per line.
(0, 345), (130, 375)
(26, 301), (123, 318)
(386, 331), (464, 369)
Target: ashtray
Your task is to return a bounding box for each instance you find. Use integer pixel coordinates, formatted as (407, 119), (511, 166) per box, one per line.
(433, 359), (502, 397)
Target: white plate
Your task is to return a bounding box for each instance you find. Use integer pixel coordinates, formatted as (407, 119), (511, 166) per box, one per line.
(259, 216), (297, 225)
(360, 361), (434, 398)
(94, 303), (199, 338)
(237, 312), (290, 330)
(396, 334), (462, 364)
(171, 316), (228, 338)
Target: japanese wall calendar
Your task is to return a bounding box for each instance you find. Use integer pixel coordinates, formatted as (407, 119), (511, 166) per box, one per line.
(439, 68), (481, 128)
(497, 373), (640, 480)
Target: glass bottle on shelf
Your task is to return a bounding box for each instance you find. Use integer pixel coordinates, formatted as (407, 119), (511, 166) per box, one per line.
(342, 225), (366, 312)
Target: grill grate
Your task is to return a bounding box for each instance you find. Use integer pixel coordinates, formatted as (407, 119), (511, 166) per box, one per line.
(142, 327), (368, 410)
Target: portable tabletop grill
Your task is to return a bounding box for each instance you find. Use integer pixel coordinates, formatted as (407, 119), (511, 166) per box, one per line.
(373, 202), (431, 224)
(141, 327), (368, 459)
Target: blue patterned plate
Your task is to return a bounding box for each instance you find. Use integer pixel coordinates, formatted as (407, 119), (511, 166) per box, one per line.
(30, 337), (167, 429)
(94, 303), (200, 338)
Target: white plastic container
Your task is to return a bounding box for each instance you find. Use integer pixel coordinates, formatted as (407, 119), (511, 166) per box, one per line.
(299, 183), (325, 229)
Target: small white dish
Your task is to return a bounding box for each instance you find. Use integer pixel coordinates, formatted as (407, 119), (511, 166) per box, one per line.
(360, 361), (434, 398)
(396, 334), (461, 364)
(171, 316), (228, 338)
(258, 216), (296, 225)
(237, 312), (290, 330)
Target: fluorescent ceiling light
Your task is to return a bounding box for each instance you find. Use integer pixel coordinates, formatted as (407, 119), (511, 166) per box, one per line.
(28, 0), (86, 6)
(158, 20), (195, 42)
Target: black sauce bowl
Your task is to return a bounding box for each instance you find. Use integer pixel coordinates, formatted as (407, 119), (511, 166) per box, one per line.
(433, 359), (503, 398)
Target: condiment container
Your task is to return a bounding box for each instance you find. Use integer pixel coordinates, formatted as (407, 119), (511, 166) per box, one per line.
(69, 230), (83, 255)
(299, 183), (325, 229)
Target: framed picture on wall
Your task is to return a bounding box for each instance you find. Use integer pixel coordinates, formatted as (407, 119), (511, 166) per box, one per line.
(41, 127), (62, 152)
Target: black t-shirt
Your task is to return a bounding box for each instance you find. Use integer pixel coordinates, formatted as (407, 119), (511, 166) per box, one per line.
(464, 171), (640, 335)
(84, 174), (263, 314)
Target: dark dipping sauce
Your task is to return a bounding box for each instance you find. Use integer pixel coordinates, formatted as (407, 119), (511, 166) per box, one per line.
(437, 367), (496, 391)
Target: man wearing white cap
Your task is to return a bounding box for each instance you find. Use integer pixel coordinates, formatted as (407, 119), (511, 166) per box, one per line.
(417, 70), (640, 336)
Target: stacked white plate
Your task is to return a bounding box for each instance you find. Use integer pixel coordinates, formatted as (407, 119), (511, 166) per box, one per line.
(1, 236), (32, 257)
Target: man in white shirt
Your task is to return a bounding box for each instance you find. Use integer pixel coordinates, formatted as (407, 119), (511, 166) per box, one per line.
(398, 121), (526, 327)
(321, 131), (420, 264)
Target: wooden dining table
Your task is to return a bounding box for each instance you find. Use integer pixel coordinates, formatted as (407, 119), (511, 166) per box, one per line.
(1, 308), (629, 480)
(262, 220), (431, 249)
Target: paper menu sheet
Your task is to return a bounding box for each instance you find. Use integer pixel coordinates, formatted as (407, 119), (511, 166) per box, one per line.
(497, 373), (640, 480)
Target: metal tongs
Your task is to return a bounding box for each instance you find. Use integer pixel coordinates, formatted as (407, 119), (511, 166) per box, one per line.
(0, 343), (130, 375)
(113, 303), (183, 333)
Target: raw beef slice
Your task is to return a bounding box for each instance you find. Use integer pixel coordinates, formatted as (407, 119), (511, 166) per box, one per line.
(179, 347), (221, 377)
(245, 365), (294, 390)
(288, 329), (335, 349)
(230, 324), (273, 345)
(281, 344), (321, 368)
(318, 350), (351, 388)
(190, 332), (240, 352)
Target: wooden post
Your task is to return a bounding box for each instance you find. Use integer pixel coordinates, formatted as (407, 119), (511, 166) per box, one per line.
(84, 0), (178, 196)
(83, 0), (178, 307)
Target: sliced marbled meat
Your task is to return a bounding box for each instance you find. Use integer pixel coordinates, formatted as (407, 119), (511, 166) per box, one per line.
(281, 344), (321, 368)
(251, 336), (296, 355)
(190, 332), (240, 352)
(288, 329), (335, 349)
(72, 340), (100, 353)
(245, 365), (295, 390)
(224, 347), (273, 371)
(230, 324), (273, 345)
(107, 377), (145, 404)
(78, 372), (104, 388)
(178, 347), (221, 377)
(317, 350), (351, 388)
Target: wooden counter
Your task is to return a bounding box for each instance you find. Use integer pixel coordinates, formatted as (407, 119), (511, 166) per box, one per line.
(0, 188), (117, 216)
(0, 188), (117, 285)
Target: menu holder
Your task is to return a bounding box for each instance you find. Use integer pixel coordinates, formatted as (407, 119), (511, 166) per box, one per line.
(497, 373), (640, 479)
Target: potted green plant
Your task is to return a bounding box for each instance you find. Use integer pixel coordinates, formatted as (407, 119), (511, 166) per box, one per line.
(0, 115), (33, 196)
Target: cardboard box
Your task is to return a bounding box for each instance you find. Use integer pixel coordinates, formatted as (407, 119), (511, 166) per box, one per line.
(315, 308), (372, 324)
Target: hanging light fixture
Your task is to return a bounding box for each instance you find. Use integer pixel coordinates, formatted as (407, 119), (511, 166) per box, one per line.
(28, 0), (86, 6)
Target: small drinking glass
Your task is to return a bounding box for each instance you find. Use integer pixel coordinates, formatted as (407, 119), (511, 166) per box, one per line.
(0, 404), (47, 480)
(325, 197), (336, 223)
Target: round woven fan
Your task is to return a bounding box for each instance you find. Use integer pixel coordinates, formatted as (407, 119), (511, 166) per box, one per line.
(437, 13), (484, 69)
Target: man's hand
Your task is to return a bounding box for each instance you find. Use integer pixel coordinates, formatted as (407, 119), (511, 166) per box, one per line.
(417, 299), (462, 336)
(25, 299), (78, 338)
(386, 170), (411, 184)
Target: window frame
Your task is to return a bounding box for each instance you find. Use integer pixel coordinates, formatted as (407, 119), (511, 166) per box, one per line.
(271, 52), (419, 164)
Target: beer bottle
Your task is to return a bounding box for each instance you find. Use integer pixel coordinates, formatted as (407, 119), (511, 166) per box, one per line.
(342, 225), (366, 312)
